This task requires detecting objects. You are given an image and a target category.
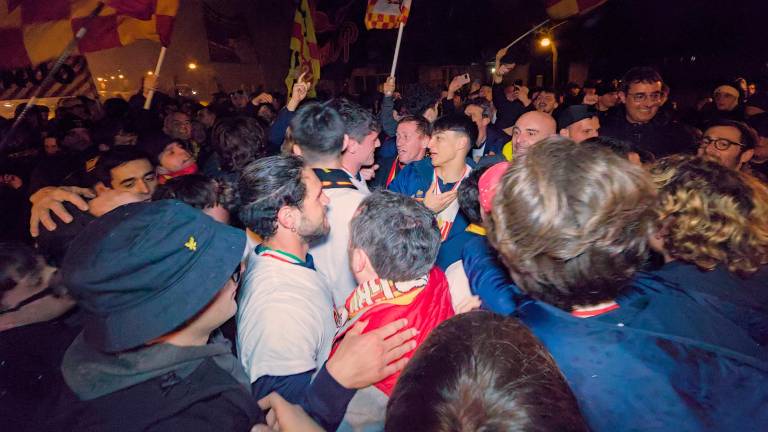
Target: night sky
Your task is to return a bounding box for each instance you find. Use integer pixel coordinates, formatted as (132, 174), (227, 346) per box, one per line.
(341, 0), (768, 90)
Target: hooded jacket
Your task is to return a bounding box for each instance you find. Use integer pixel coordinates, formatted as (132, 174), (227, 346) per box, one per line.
(45, 332), (261, 432)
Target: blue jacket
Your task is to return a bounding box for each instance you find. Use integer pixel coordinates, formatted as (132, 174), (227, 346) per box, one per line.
(515, 275), (768, 431)
(650, 262), (768, 345)
(388, 158), (475, 269)
(461, 233), (524, 315)
(475, 126), (510, 159)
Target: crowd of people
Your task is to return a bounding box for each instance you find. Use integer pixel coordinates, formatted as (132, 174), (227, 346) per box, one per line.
(1, 53), (768, 432)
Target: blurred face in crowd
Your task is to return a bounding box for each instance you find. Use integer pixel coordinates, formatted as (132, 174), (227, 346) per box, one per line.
(169, 112), (192, 140)
(698, 125), (754, 170)
(714, 87), (739, 112)
(396, 121), (429, 164)
(197, 108), (216, 128)
(159, 141), (195, 172)
(429, 130), (468, 168)
(562, 117), (600, 143)
(620, 81), (662, 124)
(754, 134), (768, 163)
(598, 91), (619, 110)
(296, 168), (330, 243)
(108, 158), (158, 196)
(347, 131), (380, 168)
(748, 83), (757, 96)
(230, 91), (249, 109)
(62, 128), (91, 151)
(480, 85), (493, 102)
(534, 91), (558, 114)
(464, 105), (490, 139)
(43, 136), (60, 155)
(512, 111), (556, 158)
(114, 130), (138, 146)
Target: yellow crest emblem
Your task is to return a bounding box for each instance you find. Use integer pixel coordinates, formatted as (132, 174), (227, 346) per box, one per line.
(184, 236), (197, 251)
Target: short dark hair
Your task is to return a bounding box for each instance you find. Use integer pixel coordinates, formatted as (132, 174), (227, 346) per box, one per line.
(238, 155), (306, 239)
(621, 66), (663, 93)
(151, 174), (235, 211)
(464, 97), (492, 118)
(582, 135), (636, 157)
(93, 146), (153, 186)
(0, 243), (41, 296)
(327, 98), (381, 142)
(350, 190), (440, 281)
(397, 115), (431, 137)
(290, 102), (346, 161)
(458, 165), (490, 225)
(403, 83), (440, 117)
(386, 311), (589, 432)
(488, 137), (656, 310)
(703, 119), (758, 150)
(432, 114), (478, 148)
(211, 116), (267, 173)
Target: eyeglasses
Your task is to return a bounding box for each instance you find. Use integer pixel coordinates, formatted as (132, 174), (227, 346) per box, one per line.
(231, 263), (242, 284)
(627, 92), (662, 103)
(700, 136), (744, 151)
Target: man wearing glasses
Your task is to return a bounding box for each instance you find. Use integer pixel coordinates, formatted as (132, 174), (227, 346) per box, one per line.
(698, 119), (757, 170)
(601, 67), (697, 158)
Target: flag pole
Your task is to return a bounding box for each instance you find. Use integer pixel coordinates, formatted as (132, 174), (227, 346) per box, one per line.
(143, 46), (167, 110)
(504, 19), (550, 51)
(389, 22), (405, 77)
(0, 2), (106, 154)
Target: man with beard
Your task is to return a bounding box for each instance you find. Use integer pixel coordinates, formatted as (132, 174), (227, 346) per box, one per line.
(236, 155), (337, 403)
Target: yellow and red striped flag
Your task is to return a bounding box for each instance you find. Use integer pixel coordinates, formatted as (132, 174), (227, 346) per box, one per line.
(544, 0), (608, 20)
(364, 0), (412, 30)
(0, 0), (179, 69)
(285, 0), (321, 95)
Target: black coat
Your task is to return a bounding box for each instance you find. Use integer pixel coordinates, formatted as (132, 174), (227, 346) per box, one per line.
(600, 107), (698, 158)
(45, 358), (262, 432)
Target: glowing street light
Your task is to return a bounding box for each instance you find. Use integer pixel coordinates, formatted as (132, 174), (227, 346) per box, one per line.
(110, 75), (116, 80)
(539, 37), (552, 47)
(187, 62), (198, 70)
(96, 77), (104, 81)
(118, 74), (124, 79)
(147, 71), (154, 75)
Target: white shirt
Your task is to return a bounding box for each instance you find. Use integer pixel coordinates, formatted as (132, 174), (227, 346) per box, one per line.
(444, 259), (473, 311)
(236, 251), (337, 382)
(310, 186), (368, 307)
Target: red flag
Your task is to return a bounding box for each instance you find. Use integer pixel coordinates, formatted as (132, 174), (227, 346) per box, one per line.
(0, 0), (179, 69)
(545, 0), (608, 20)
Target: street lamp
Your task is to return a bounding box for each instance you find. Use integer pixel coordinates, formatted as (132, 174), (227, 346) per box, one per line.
(538, 34), (558, 86)
(187, 62), (198, 70)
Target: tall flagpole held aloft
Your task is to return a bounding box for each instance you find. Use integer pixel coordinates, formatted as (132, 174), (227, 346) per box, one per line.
(0, 1), (106, 155)
(143, 46), (167, 110)
(389, 22), (405, 77)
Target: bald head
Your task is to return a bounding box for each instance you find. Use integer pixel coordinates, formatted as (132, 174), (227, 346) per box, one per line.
(512, 111), (557, 158)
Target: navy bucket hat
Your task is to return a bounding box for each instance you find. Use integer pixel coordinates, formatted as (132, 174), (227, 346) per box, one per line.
(62, 200), (246, 352)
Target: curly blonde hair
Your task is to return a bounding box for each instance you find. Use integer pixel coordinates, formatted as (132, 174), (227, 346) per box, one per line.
(650, 155), (768, 275)
(487, 137), (656, 310)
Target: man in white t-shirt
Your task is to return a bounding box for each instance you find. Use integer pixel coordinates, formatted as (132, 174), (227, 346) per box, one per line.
(237, 154), (336, 401)
(288, 101), (379, 307)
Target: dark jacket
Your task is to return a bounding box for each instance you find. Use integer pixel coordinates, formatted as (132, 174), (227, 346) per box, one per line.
(650, 262), (768, 345)
(600, 107), (698, 158)
(474, 126), (510, 159)
(515, 274), (768, 432)
(0, 315), (81, 432)
(461, 233), (524, 315)
(46, 333), (261, 432)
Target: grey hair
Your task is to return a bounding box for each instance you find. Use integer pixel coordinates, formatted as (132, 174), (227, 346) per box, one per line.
(350, 190), (440, 281)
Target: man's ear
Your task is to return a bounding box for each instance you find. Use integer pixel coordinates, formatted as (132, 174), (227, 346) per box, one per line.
(342, 134), (351, 153)
(291, 144), (302, 156)
(94, 182), (109, 195)
(276, 205), (297, 231)
(740, 148), (755, 166)
(618, 92), (627, 104)
(350, 247), (368, 274)
(482, 117), (491, 128)
(559, 128), (570, 138)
